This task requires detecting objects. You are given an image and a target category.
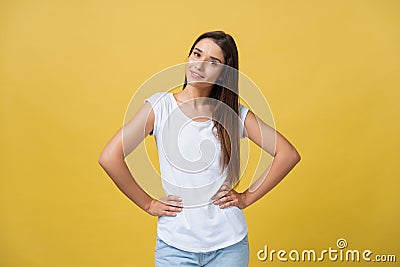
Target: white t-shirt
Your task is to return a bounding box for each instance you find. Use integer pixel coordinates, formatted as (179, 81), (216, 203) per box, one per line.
(145, 92), (249, 253)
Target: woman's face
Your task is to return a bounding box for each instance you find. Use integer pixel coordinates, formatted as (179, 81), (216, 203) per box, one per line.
(186, 38), (225, 87)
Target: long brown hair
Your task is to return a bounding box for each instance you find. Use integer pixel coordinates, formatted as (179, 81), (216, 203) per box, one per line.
(183, 30), (240, 188)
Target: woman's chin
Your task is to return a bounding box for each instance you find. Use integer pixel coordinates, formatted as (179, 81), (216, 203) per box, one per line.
(188, 82), (214, 90)
(187, 78), (214, 87)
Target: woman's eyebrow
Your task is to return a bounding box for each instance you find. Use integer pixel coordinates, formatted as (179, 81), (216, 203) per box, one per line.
(194, 47), (223, 63)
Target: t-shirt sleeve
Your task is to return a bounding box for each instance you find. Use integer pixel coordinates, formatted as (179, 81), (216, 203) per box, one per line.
(144, 92), (167, 136)
(239, 104), (250, 138)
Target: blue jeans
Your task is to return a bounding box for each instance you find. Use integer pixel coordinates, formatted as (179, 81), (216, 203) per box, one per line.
(154, 235), (249, 267)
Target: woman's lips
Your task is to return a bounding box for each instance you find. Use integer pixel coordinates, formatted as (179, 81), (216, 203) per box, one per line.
(190, 70), (204, 79)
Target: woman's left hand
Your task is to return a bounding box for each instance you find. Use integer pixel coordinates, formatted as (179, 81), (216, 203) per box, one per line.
(211, 185), (248, 209)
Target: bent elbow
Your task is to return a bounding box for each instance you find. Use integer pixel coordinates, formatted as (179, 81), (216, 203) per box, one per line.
(98, 146), (125, 169)
(291, 148), (301, 164)
(98, 153), (107, 168)
(98, 149), (112, 168)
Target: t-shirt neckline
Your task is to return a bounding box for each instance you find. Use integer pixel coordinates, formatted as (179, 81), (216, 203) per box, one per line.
(169, 93), (213, 124)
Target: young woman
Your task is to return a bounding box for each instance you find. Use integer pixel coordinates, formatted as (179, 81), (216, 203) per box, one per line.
(98, 30), (301, 267)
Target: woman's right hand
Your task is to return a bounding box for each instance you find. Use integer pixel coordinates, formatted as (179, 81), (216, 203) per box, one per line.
(146, 195), (183, 217)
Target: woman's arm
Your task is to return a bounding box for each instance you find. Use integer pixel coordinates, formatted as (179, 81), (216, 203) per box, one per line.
(98, 102), (182, 216)
(213, 110), (301, 209)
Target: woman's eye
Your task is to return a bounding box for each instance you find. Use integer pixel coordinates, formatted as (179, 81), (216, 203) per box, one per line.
(193, 52), (200, 57)
(209, 61), (218, 65)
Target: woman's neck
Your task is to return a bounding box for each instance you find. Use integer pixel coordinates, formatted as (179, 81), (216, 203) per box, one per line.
(176, 83), (213, 107)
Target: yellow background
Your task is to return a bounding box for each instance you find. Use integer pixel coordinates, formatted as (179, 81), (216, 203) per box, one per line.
(1, 0), (399, 266)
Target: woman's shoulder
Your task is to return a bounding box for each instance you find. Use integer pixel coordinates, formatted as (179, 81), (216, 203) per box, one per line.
(144, 91), (172, 107)
(238, 103), (250, 121)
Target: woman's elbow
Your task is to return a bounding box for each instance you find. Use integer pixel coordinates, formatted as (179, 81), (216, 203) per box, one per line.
(98, 150), (109, 168)
(98, 148), (117, 168)
(98, 143), (125, 168)
(290, 147), (301, 165)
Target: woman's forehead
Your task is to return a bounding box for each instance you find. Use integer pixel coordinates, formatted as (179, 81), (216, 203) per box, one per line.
(194, 38), (224, 62)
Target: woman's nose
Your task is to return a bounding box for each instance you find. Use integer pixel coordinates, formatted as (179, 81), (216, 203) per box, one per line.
(194, 60), (206, 70)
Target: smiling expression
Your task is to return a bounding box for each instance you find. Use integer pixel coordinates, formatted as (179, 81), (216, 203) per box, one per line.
(185, 38), (225, 86)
